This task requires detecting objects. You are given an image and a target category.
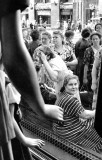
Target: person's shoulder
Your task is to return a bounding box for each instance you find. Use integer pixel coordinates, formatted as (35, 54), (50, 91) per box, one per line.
(75, 38), (82, 45)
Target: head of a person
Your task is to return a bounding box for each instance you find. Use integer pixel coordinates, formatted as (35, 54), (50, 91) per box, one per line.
(95, 23), (102, 35)
(65, 30), (74, 42)
(22, 29), (28, 39)
(100, 18), (102, 25)
(41, 31), (51, 45)
(38, 27), (46, 42)
(38, 45), (55, 61)
(81, 28), (90, 39)
(53, 30), (64, 46)
(60, 74), (79, 95)
(90, 31), (102, 46)
(30, 29), (40, 41)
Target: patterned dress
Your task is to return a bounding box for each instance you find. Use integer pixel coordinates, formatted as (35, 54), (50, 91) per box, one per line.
(53, 45), (74, 64)
(83, 46), (96, 91)
(53, 91), (102, 153)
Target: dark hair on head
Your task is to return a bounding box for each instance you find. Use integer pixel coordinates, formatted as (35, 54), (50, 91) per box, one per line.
(30, 29), (40, 41)
(53, 30), (64, 44)
(39, 46), (55, 60)
(35, 65), (40, 72)
(41, 31), (51, 40)
(65, 30), (74, 38)
(90, 31), (102, 40)
(81, 28), (90, 38)
(60, 74), (79, 93)
(95, 23), (102, 31)
(86, 27), (93, 34)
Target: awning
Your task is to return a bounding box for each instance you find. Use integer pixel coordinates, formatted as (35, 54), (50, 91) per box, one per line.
(37, 10), (51, 16)
(60, 4), (73, 10)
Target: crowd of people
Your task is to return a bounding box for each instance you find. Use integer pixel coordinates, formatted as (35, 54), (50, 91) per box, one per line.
(21, 20), (102, 153)
(1, 1), (102, 159)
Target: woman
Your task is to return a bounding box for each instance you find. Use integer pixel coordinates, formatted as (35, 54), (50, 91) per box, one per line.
(33, 31), (54, 89)
(52, 30), (77, 73)
(53, 74), (102, 153)
(95, 23), (102, 35)
(83, 31), (102, 91)
(91, 48), (102, 109)
(38, 45), (73, 98)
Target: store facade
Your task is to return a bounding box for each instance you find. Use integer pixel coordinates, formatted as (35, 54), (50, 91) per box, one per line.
(34, 0), (73, 29)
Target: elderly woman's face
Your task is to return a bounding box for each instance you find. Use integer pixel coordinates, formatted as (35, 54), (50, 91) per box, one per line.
(65, 78), (79, 95)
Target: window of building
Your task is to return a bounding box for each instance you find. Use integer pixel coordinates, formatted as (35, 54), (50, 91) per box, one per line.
(45, 0), (51, 3)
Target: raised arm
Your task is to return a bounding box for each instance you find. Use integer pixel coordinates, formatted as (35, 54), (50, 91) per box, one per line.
(1, 10), (45, 115)
(1, 9), (63, 121)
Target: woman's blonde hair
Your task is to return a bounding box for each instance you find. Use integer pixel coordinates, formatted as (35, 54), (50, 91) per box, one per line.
(60, 74), (79, 92)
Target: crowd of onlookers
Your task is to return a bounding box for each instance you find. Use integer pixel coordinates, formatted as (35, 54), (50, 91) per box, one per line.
(21, 21), (102, 153)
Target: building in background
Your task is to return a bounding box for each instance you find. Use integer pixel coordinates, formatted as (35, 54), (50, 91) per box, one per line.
(98, 0), (102, 17)
(34, 0), (73, 29)
(21, 0), (35, 28)
(21, 0), (100, 29)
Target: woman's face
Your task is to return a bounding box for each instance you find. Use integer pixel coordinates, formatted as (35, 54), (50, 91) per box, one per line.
(65, 78), (79, 95)
(95, 25), (102, 34)
(41, 34), (50, 45)
(91, 35), (100, 46)
(53, 34), (63, 46)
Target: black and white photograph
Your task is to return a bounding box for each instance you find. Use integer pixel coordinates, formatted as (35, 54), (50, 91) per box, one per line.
(0, 0), (102, 160)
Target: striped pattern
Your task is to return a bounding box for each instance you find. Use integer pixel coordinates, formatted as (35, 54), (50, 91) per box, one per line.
(53, 92), (102, 153)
